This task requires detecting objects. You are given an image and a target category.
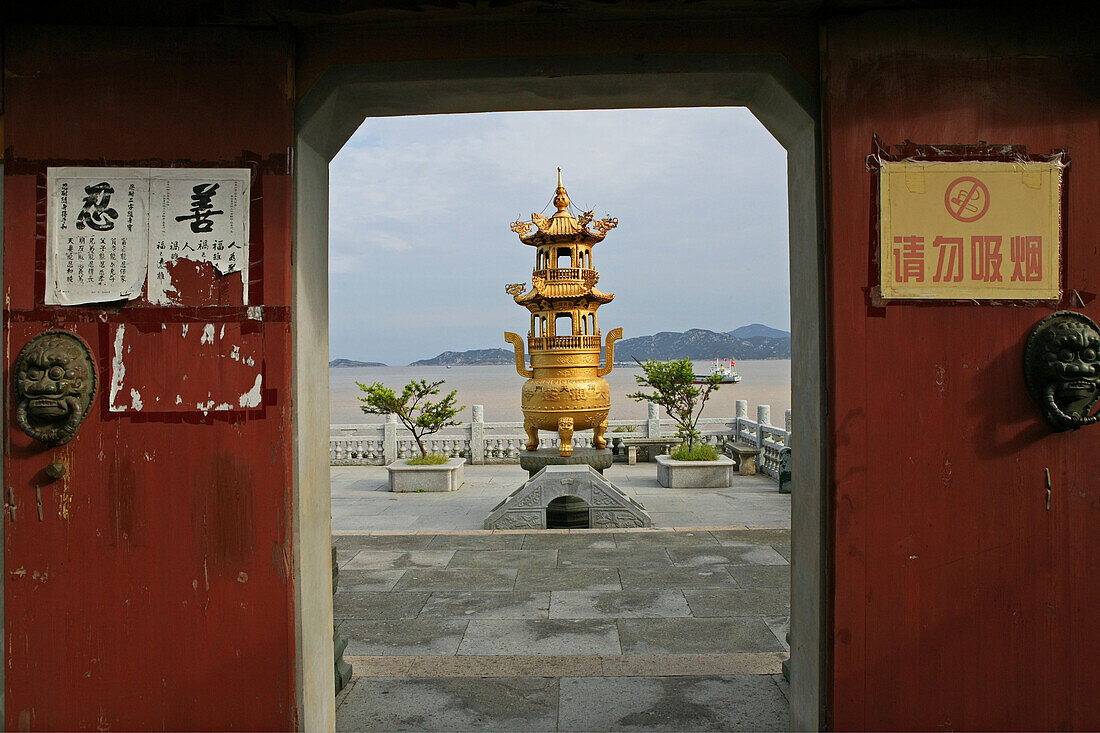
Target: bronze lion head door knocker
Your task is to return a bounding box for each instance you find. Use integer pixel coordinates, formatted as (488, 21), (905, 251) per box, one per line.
(13, 331), (97, 446)
(1024, 311), (1100, 431)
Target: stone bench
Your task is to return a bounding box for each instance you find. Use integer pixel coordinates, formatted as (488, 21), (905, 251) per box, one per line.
(724, 443), (761, 475)
(620, 437), (681, 464)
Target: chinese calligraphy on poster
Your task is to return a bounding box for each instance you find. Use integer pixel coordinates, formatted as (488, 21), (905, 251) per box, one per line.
(147, 169), (250, 305)
(46, 167), (250, 305)
(879, 161), (1062, 300)
(45, 168), (150, 305)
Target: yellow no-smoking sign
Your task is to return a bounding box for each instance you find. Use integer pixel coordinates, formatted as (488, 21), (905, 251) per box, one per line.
(879, 160), (1063, 300)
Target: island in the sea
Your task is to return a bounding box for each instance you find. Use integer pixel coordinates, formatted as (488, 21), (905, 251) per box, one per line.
(409, 349), (514, 367)
(329, 358), (387, 368)
(407, 325), (791, 366)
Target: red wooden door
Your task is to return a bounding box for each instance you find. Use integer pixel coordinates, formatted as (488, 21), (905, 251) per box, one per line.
(3, 27), (300, 730)
(825, 15), (1100, 730)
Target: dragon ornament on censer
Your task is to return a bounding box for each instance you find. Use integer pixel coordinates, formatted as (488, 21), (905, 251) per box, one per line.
(504, 169), (622, 457)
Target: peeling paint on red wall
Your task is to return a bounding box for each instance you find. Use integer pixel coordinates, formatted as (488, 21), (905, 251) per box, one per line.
(107, 322), (264, 414)
(164, 259), (246, 307)
(3, 27), (296, 731)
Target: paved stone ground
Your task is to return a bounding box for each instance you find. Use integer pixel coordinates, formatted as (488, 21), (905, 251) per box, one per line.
(331, 462), (790, 531)
(333, 527), (791, 731)
(332, 464), (791, 731)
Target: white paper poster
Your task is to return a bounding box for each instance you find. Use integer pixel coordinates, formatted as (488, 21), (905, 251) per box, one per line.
(45, 168), (150, 305)
(45, 167), (250, 306)
(147, 168), (251, 305)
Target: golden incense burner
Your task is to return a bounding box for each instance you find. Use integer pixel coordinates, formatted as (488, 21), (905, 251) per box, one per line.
(505, 170), (622, 457)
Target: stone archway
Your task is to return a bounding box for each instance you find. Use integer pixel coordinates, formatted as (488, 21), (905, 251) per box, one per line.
(292, 54), (826, 730)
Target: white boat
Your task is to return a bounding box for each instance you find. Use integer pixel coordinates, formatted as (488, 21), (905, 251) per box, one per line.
(693, 357), (741, 384)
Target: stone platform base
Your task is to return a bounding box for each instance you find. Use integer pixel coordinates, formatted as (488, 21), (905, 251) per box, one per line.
(484, 465), (651, 530)
(519, 447), (613, 478)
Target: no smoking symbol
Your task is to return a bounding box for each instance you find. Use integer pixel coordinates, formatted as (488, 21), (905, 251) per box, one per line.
(945, 176), (990, 222)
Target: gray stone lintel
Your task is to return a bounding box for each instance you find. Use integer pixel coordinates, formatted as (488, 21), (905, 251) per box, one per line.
(484, 464), (651, 530)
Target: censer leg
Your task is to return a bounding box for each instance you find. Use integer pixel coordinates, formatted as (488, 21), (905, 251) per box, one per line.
(592, 418), (609, 450)
(557, 417), (574, 457)
(524, 420), (540, 451)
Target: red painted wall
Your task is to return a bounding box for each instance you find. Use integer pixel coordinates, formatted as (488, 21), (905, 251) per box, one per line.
(824, 13), (1100, 730)
(6, 9), (1097, 732)
(3, 28), (297, 730)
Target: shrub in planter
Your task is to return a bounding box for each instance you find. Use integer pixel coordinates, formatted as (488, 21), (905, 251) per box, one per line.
(356, 378), (464, 459)
(670, 443), (719, 462)
(655, 452), (735, 488)
(627, 358), (723, 458)
(357, 379), (466, 491)
(406, 452), (450, 466)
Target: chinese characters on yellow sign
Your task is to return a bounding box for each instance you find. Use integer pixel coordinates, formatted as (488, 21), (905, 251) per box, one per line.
(879, 161), (1062, 300)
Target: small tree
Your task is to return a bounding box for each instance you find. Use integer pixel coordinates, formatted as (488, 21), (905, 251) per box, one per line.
(357, 379), (464, 458)
(627, 358), (723, 451)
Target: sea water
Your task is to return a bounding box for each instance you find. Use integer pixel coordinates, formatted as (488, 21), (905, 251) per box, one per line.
(330, 359), (792, 425)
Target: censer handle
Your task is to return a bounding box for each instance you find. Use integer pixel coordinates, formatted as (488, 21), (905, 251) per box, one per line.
(597, 328), (623, 377)
(504, 332), (534, 378)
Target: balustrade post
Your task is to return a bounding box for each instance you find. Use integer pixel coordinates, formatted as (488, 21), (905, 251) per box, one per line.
(735, 399), (748, 438)
(785, 409), (793, 437)
(470, 404), (485, 464)
(647, 402), (661, 438)
(384, 413), (397, 464)
(756, 404), (771, 449)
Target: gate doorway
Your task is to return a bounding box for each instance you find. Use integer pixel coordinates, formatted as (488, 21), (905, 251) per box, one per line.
(293, 55), (826, 730)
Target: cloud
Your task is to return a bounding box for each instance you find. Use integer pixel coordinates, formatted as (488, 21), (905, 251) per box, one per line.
(330, 107), (790, 365)
(330, 229), (414, 274)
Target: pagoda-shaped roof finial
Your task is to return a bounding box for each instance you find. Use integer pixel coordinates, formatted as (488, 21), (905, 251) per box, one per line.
(553, 167), (570, 212)
(510, 169), (616, 245)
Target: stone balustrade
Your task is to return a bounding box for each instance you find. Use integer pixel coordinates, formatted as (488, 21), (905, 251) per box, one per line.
(330, 400), (792, 482)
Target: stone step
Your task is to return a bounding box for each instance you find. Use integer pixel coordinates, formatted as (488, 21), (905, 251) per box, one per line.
(343, 652), (785, 678)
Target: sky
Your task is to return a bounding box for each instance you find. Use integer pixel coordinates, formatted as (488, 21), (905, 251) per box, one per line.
(329, 107), (790, 365)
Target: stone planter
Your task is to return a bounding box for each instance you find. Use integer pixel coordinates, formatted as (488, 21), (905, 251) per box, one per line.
(655, 454), (736, 488)
(385, 457), (465, 492)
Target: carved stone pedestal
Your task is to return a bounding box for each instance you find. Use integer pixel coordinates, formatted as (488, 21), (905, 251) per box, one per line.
(518, 447), (613, 478)
(484, 464), (651, 530)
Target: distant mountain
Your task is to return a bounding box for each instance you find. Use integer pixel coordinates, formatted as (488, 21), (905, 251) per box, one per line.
(617, 328), (791, 361)
(409, 328), (790, 365)
(411, 348), (513, 366)
(329, 358), (387, 367)
(728, 323), (790, 339)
